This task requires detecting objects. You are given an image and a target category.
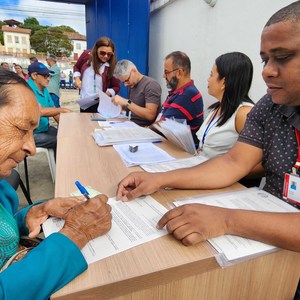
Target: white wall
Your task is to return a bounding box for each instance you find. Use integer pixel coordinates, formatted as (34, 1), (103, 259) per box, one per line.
(149, 0), (294, 109)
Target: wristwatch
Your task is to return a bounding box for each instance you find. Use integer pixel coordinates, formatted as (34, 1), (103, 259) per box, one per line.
(125, 99), (132, 109)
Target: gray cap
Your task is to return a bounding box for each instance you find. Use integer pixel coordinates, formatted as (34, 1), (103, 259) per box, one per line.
(47, 54), (57, 62)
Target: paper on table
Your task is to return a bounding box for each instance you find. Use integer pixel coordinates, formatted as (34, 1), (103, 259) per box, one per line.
(173, 188), (299, 267)
(76, 94), (99, 110)
(97, 90), (121, 118)
(92, 126), (163, 146)
(42, 194), (168, 264)
(141, 155), (208, 172)
(113, 143), (175, 167)
(98, 121), (138, 128)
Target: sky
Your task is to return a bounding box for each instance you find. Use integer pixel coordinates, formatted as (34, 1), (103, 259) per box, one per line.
(0, 0), (86, 35)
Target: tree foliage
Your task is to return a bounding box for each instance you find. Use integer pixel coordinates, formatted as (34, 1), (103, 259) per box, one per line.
(0, 21), (4, 45)
(20, 17), (43, 35)
(30, 27), (73, 57)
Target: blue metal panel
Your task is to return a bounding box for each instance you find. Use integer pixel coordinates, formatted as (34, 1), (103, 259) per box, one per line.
(46, 0), (150, 96)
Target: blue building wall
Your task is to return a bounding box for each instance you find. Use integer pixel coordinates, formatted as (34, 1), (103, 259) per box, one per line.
(85, 0), (150, 96)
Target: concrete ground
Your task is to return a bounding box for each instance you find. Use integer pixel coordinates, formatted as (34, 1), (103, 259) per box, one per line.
(17, 88), (80, 208)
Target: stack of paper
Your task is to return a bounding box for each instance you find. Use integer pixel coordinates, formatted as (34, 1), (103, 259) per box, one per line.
(153, 119), (196, 154)
(113, 143), (175, 167)
(92, 126), (164, 146)
(173, 188), (298, 267)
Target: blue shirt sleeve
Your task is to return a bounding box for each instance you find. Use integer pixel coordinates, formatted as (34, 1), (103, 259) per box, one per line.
(0, 233), (87, 300)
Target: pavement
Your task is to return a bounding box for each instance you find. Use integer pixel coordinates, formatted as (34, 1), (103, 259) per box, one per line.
(17, 88), (80, 208)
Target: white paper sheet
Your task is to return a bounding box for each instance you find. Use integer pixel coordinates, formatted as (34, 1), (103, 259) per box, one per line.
(97, 90), (121, 118)
(98, 121), (138, 128)
(92, 127), (163, 146)
(113, 143), (175, 167)
(173, 188), (299, 266)
(43, 195), (168, 264)
(141, 155), (208, 172)
(76, 94), (99, 110)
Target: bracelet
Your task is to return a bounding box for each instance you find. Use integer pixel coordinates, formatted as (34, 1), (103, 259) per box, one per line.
(125, 99), (132, 109)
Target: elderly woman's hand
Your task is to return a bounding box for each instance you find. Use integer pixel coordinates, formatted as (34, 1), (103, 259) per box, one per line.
(26, 197), (83, 238)
(60, 194), (112, 249)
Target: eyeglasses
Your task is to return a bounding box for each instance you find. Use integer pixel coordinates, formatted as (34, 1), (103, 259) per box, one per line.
(122, 71), (132, 84)
(99, 51), (114, 58)
(37, 73), (50, 79)
(164, 68), (179, 76)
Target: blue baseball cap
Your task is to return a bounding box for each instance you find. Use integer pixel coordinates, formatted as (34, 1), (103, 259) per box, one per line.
(28, 62), (54, 75)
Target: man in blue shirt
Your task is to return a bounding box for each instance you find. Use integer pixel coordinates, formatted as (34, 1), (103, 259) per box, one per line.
(27, 62), (71, 157)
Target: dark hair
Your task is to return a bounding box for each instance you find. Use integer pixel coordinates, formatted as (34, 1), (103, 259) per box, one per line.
(209, 52), (254, 127)
(90, 37), (117, 79)
(165, 51), (191, 74)
(265, 1), (300, 27)
(29, 57), (38, 63)
(0, 69), (30, 107)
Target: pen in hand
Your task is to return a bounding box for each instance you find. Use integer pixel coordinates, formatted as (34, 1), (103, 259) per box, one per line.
(75, 181), (90, 200)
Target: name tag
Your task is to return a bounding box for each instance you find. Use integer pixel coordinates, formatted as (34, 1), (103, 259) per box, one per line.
(283, 173), (300, 206)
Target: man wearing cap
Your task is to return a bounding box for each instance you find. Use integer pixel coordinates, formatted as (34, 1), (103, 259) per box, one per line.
(46, 54), (61, 107)
(27, 62), (72, 156)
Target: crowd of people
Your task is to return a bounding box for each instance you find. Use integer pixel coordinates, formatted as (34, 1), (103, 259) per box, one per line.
(0, 1), (300, 299)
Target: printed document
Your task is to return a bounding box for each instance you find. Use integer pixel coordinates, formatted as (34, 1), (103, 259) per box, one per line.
(76, 93), (99, 110)
(173, 188), (298, 266)
(43, 193), (168, 264)
(93, 127), (163, 146)
(97, 90), (121, 118)
(141, 155), (208, 172)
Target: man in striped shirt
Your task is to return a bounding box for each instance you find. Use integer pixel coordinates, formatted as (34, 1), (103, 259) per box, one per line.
(159, 51), (204, 145)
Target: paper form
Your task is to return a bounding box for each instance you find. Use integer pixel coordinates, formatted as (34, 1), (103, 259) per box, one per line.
(141, 155), (208, 172)
(42, 195), (168, 264)
(173, 188), (299, 266)
(97, 90), (121, 118)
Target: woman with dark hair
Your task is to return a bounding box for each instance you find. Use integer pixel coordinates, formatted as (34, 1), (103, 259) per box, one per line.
(14, 64), (27, 80)
(197, 52), (254, 158)
(73, 36), (120, 112)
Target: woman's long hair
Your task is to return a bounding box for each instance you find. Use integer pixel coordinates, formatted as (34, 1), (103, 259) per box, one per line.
(89, 36), (117, 79)
(209, 52), (254, 127)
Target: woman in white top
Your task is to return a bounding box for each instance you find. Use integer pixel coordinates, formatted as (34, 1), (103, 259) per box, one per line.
(197, 52), (254, 158)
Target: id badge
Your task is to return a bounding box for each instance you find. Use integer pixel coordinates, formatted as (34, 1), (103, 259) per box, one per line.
(283, 173), (300, 206)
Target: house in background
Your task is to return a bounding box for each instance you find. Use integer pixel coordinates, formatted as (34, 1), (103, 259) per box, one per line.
(64, 31), (86, 60)
(2, 19), (31, 57)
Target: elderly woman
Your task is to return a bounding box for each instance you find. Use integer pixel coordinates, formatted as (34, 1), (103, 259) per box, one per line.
(0, 70), (112, 299)
(73, 36), (120, 112)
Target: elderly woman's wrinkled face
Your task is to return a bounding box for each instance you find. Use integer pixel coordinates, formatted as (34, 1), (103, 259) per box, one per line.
(0, 85), (39, 177)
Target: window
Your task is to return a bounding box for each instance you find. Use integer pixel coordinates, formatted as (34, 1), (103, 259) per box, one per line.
(15, 36), (19, 44)
(22, 37), (26, 44)
(76, 43), (81, 50)
(7, 35), (12, 43)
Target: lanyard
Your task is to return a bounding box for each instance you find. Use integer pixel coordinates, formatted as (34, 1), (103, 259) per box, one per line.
(292, 128), (300, 175)
(200, 108), (219, 150)
(93, 74), (97, 93)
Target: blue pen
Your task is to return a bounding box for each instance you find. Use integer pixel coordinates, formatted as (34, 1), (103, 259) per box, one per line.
(75, 181), (90, 200)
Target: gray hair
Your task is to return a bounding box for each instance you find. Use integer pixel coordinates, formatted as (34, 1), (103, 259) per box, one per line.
(165, 51), (191, 75)
(114, 60), (136, 78)
(265, 1), (300, 27)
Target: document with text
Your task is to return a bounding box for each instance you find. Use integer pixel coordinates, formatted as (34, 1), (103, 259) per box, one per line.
(141, 155), (208, 172)
(173, 188), (299, 267)
(43, 195), (168, 264)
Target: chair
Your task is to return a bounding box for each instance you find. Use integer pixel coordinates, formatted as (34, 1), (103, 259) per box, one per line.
(6, 169), (33, 205)
(36, 148), (56, 183)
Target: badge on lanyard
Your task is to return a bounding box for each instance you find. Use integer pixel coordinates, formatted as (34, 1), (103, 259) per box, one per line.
(283, 129), (300, 206)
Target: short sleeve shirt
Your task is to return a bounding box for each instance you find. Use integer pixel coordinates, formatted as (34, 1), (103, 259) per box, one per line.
(161, 80), (204, 144)
(27, 78), (54, 133)
(129, 76), (161, 127)
(238, 94), (300, 199)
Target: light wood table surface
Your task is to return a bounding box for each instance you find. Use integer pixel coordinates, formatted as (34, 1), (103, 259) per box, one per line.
(52, 112), (300, 300)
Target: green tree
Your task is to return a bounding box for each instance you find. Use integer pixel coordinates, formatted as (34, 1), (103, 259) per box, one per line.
(56, 25), (76, 33)
(30, 27), (73, 57)
(0, 21), (4, 45)
(20, 17), (43, 35)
